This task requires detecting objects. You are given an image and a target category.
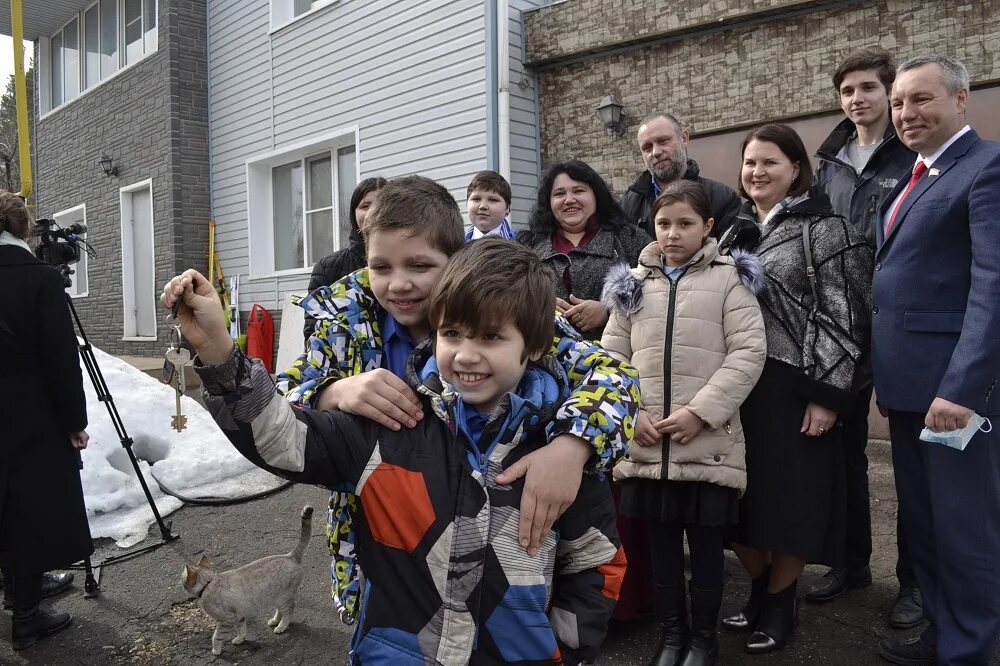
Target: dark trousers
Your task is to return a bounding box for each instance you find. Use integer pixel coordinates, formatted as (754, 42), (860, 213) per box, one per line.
(3, 572), (42, 614)
(844, 386), (917, 586)
(648, 520), (725, 589)
(888, 410), (1000, 664)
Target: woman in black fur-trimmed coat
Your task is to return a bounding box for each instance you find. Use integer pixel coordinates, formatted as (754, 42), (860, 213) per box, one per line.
(0, 193), (92, 650)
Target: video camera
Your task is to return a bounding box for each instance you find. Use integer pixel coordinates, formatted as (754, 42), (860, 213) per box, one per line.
(33, 218), (87, 285)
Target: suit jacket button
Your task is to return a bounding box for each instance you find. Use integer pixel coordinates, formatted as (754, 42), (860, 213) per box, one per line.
(875, 263), (882, 271)
(872, 306), (879, 314)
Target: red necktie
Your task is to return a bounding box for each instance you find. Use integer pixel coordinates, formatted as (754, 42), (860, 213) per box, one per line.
(885, 161), (928, 235)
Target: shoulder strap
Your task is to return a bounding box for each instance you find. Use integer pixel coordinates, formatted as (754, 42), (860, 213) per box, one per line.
(802, 219), (819, 306)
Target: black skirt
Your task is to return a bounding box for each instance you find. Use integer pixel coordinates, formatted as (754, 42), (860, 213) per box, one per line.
(729, 359), (846, 566)
(619, 477), (739, 527)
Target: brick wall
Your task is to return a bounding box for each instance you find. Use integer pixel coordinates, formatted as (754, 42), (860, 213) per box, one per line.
(34, 0), (209, 357)
(525, 0), (1000, 193)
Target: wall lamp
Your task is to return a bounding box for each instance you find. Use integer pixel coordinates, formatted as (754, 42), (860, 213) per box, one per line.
(98, 152), (118, 178)
(595, 94), (627, 136)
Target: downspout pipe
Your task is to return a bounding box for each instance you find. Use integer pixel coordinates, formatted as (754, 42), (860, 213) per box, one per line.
(485, 0), (499, 172)
(496, 0), (511, 181)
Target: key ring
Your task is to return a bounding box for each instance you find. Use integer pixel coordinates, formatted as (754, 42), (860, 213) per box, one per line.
(169, 323), (183, 350)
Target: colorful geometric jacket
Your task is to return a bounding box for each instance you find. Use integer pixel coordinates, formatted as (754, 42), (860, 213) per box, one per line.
(276, 269), (640, 624)
(200, 344), (627, 665)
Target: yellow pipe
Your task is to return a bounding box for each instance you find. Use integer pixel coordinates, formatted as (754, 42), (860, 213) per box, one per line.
(11, 0), (32, 198)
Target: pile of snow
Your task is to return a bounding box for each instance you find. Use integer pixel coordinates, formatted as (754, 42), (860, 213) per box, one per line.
(79, 343), (286, 548)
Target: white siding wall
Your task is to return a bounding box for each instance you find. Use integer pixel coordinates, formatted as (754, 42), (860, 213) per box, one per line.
(209, 0), (491, 311)
(507, 0), (548, 228)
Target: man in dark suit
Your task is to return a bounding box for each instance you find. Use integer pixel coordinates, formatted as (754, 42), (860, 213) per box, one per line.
(872, 54), (1000, 665)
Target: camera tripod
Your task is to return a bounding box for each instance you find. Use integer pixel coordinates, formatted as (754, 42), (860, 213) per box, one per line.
(67, 294), (179, 598)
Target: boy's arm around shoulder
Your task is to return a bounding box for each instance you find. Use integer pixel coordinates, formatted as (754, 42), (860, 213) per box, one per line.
(685, 265), (767, 429)
(198, 346), (375, 490)
(548, 313), (641, 473)
(548, 474), (625, 664)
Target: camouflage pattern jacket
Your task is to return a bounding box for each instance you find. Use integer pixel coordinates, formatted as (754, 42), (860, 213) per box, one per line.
(276, 269), (640, 623)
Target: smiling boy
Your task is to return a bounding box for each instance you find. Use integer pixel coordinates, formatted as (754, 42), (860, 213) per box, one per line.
(465, 170), (516, 240)
(162, 239), (626, 664)
(277, 175), (639, 624)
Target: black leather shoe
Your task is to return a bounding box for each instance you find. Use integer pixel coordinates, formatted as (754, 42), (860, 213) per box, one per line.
(722, 569), (769, 632)
(681, 583), (722, 666)
(3, 573), (73, 610)
(745, 581), (797, 654)
(877, 635), (935, 665)
(803, 566), (872, 603)
(888, 585), (923, 629)
(12, 609), (73, 651)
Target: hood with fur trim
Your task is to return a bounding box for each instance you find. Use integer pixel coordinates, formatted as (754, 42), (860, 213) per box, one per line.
(602, 239), (763, 314)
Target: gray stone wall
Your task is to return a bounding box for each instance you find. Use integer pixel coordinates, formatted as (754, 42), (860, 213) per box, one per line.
(525, 0), (1000, 193)
(34, 0), (209, 357)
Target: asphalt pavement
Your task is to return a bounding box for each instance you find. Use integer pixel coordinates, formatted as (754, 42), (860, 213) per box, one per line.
(2, 439), (997, 665)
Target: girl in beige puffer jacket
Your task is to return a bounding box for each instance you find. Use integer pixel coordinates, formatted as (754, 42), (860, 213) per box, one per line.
(601, 181), (766, 666)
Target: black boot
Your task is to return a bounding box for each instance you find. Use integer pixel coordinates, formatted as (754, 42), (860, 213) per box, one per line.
(745, 580), (797, 654)
(681, 583), (722, 666)
(12, 608), (73, 651)
(721, 568), (769, 631)
(650, 581), (688, 666)
(10, 574), (73, 651)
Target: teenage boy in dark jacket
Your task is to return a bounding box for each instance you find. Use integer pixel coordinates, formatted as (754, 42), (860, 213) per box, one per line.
(808, 47), (922, 629)
(162, 239), (626, 664)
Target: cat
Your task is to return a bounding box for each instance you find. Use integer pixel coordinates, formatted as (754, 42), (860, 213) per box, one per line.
(182, 505), (313, 655)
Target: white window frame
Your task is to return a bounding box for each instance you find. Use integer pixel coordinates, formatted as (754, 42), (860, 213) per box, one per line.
(269, 0), (338, 34)
(245, 127), (360, 280)
(39, 0), (158, 117)
(119, 179), (157, 340)
(53, 204), (89, 299)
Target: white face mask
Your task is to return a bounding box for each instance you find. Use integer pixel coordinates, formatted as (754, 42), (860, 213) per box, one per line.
(919, 414), (993, 451)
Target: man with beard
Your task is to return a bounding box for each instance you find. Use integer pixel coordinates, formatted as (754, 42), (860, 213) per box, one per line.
(621, 114), (741, 242)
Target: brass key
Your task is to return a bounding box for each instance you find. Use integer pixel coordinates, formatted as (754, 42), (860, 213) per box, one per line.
(165, 347), (191, 432)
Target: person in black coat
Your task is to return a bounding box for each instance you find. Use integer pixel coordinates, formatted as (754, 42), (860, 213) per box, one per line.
(0, 193), (93, 651)
(302, 176), (386, 342)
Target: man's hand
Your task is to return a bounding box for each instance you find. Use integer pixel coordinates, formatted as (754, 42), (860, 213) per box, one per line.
(801, 402), (837, 437)
(495, 434), (591, 556)
(555, 297), (572, 314)
(69, 430), (89, 450)
(925, 397), (974, 433)
(634, 409), (661, 447)
(318, 370), (423, 430)
(656, 407), (705, 444)
(160, 270), (233, 364)
(563, 295), (611, 333)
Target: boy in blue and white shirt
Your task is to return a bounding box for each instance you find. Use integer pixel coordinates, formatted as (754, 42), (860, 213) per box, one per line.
(466, 170), (516, 241)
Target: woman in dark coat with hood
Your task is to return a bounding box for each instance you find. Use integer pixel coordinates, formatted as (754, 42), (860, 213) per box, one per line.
(0, 192), (93, 651)
(302, 176), (386, 341)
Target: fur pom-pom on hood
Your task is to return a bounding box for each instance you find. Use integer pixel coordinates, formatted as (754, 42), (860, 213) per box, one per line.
(730, 248), (765, 295)
(601, 263), (644, 314)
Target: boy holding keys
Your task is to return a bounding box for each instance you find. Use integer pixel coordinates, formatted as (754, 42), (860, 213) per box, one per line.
(162, 239), (626, 664)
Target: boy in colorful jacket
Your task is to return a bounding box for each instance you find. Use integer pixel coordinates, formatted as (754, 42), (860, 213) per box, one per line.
(279, 176), (640, 623)
(162, 238), (627, 664)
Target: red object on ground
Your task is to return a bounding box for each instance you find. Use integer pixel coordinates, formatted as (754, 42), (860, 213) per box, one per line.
(611, 480), (655, 620)
(247, 304), (275, 372)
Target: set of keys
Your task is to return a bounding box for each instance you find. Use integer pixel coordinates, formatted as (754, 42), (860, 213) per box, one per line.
(162, 312), (192, 432)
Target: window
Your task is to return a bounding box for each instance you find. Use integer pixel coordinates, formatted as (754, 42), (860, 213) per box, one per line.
(42, 0), (156, 113)
(54, 205), (88, 298)
(270, 0), (337, 31)
(246, 130), (359, 277)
